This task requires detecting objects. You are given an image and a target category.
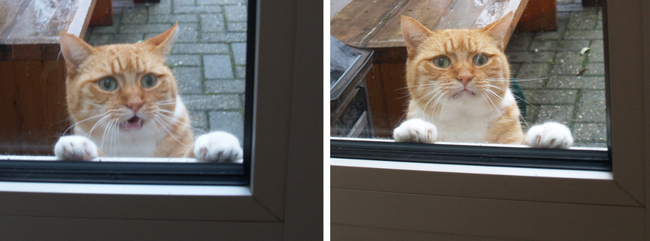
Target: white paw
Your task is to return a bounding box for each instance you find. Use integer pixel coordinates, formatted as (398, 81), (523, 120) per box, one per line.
(54, 135), (99, 161)
(525, 122), (574, 148)
(194, 131), (243, 163)
(393, 118), (437, 143)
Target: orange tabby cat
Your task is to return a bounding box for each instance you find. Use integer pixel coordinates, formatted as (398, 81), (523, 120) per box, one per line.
(54, 24), (243, 162)
(393, 13), (573, 148)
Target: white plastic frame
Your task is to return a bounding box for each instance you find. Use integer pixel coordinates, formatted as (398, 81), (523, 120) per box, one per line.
(332, 1), (650, 240)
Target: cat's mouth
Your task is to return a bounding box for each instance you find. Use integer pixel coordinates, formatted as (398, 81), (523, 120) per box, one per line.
(120, 116), (143, 131)
(452, 89), (475, 98)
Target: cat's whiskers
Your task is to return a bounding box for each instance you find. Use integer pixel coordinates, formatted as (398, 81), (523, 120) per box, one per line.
(485, 84), (540, 111)
(155, 110), (207, 134)
(481, 92), (502, 117)
(150, 117), (168, 149)
(487, 77), (549, 82)
(100, 118), (116, 156)
(155, 96), (228, 106)
(152, 116), (188, 147)
(87, 114), (114, 138)
(482, 87), (531, 129)
(63, 113), (106, 135)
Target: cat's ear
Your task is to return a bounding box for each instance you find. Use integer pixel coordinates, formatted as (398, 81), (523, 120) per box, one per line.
(401, 16), (431, 50)
(59, 32), (94, 68)
(482, 12), (514, 50)
(145, 23), (178, 56)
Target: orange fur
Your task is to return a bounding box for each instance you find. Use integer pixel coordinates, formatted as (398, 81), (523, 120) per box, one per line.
(59, 24), (197, 157)
(401, 13), (524, 144)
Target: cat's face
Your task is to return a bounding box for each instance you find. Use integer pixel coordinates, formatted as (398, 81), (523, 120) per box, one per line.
(59, 24), (179, 135)
(402, 14), (512, 114)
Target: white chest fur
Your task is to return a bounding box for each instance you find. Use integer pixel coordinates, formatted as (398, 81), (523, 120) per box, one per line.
(410, 89), (517, 143)
(76, 96), (187, 157)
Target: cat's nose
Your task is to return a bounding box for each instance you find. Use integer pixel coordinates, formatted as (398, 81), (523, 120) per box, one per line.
(457, 75), (473, 86)
(127, 104), (142, 114)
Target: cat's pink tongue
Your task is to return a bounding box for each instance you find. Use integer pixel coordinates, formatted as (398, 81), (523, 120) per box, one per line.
(121, 117), (143, 131)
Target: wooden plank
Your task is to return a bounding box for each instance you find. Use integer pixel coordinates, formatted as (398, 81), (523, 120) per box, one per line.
(516, 0), (557, 32)
(0, 60), (68, 155)
(90, 0), (112, 26)
(368, 0), (452, 48)
(379, 63), (408, 131)
(330, 0), (405, 48)
(331, 0), (528, 49)
(0, 0), (95, 45)
(364, 65), (391, 137)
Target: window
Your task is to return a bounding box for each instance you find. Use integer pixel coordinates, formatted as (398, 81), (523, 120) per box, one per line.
(330, 0), (609, 170)
(331, 1), (647, 239)
(0, 0), (322, 239)
(0, 0), (254, 184)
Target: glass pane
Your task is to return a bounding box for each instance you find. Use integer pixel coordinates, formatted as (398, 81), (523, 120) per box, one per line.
(0, 0), (250, 165)
(330, 0), (608, 160)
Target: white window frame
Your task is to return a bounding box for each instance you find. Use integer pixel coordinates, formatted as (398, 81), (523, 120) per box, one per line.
(332, 1), (650, 240)
(0, 0), (322, 240)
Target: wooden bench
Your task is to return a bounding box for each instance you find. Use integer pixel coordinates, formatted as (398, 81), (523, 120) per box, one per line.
(331, 0), (530, 137)
(0, 0), (97, 155)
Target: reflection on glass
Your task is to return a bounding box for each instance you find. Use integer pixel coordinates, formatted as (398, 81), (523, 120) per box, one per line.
(0, 0), (248, 162)
(330, 0), (607, 149)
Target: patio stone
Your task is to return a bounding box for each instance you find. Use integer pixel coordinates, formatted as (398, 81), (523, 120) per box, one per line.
(171, 43), (229, 54)
(557, 40), (590, 51)
(198, 0), (246, 4)
(174, 5), (223, 14)
(231, 43), (247, 65)
(529, 40), (557, 51)
(204, 55), (234, 79)
(575, 90), (606, 122)
(563, 30), (603, 40)
(148, 14), (199, 23)
(188, 111), (209, 133)
(554, 51), (585, 64)
(546, 76), (605, 89)
(225, 5), (247, 22)
(121, 7), (148, 24)
(205, 79), (245, 94)
(515, 63), (551, 80)
(507, 51), (554, 63)
(582, 63), (605, 76)
(182, 94), (242, 110)
(524, 90), (577, 105)
(226, 22), (247, 31)
(120, 24), (173, 33)
(235, 66), (246, 78)
(534, 20), (567, 40)
(533, 105), (574, 126)
(201, 32), (247, 43)
(567, 11), (598, 30)
(173, 67), (203, 94)
(550, 63), (584, 76)
(572, 123), (607, 142)
(209, 111), (244, 143)
(89, 33), (144, 45)
(168, 55), (202, 67)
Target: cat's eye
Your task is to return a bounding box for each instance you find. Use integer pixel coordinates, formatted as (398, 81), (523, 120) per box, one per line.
(141, 74), (158, 88)
(432, 56), (451, 68)
(98, 77), (118, 91)
(473, 53), (489, 66)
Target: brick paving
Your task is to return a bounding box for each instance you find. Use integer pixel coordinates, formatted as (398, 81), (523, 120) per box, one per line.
(85, 0), (247, 143)
(506, 1), (606, 148)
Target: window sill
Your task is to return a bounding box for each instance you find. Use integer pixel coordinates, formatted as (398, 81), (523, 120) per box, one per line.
(0, 181), (251, 196)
